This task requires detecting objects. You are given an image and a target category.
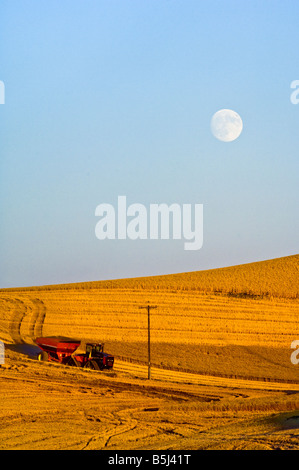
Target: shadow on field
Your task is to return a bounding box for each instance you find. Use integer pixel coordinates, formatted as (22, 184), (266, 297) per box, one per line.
(6, 342), (40, 359)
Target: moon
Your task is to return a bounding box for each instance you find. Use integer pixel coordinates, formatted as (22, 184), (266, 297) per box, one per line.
(211, 109), (243, 142)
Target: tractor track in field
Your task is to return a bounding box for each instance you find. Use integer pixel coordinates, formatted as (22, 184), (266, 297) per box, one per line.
(0, 296), (47, 344)
(6, 298), (27, 344)
(28, 298), (46, 339)
(0, 360), (221, 404)
(113, 360), (299, 392)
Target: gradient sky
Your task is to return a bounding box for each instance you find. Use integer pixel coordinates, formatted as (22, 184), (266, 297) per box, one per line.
(0, 0), (298, 287)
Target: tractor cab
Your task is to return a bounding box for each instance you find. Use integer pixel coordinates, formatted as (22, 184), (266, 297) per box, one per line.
(86, 343), (104, 358)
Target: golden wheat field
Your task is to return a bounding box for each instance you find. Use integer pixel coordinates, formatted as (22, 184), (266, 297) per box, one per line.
(1, 254), (299, 450)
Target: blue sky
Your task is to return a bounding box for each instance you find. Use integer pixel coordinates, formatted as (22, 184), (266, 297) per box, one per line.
(0, 0), (298, 287)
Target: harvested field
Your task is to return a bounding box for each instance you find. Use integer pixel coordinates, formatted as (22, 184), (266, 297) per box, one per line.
(0, 254), (299, 450)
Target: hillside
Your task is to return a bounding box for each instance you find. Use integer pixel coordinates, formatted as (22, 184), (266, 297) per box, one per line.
(0, 254), (298, 382)
(3, 254), (298, 299)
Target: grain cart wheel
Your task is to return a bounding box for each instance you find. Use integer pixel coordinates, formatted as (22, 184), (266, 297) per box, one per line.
(37, 351), (48, 362)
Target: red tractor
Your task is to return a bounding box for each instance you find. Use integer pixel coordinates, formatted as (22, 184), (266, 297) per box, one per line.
(35, 336), (114, 370)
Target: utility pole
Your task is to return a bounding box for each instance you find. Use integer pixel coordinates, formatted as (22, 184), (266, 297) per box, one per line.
(139, 302), (157, 380)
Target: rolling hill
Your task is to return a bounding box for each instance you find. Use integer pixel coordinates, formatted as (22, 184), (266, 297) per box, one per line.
(0, 254), (298, 382)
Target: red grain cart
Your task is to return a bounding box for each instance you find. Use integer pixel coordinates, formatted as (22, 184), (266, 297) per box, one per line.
(35, 336), (114, 370)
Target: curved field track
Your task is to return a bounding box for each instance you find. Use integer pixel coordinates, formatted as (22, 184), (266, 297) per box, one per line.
(0, 296), (46, 345)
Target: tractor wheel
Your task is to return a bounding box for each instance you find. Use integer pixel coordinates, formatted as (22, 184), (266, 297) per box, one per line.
(37, 351), (48, 362)
(67, 357), (81, 367)
(84, 360), (100, 370)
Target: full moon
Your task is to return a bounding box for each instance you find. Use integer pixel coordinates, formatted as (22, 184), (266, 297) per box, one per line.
(211, 109), (243, 142)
